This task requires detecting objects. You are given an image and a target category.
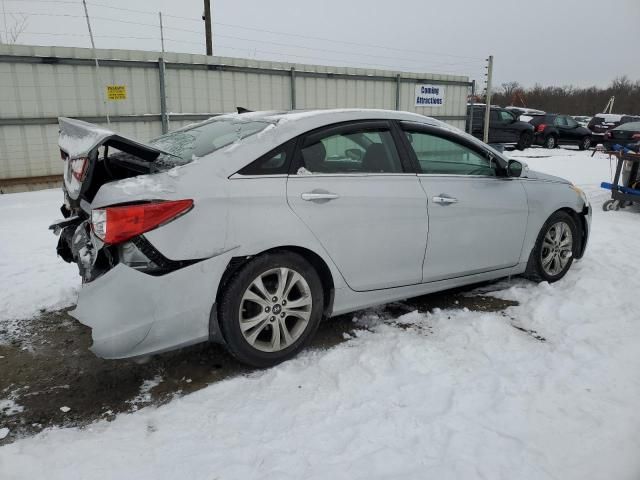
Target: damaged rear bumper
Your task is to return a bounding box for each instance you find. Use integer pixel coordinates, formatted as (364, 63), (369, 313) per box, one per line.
(71, 249), (235, 359)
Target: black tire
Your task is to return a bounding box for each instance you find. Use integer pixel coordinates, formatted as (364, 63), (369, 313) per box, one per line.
(543, 135), (557, 149)
(578, 136), (591, 150)
(602, 199), (615, 211)
(524, 211), (579, 283)
(516, 131), (533, 151)
(218, 251), (324, 368)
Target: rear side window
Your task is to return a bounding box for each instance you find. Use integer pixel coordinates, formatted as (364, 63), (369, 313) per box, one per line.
(237, 141), (293, 175)
(404, 130), (495, 176)
(149, 118), (270, 164)
(298, 127), (403, 174)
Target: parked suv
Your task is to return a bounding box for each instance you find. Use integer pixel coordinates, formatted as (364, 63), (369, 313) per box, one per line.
(467, 105), (534, 150)
(528, 114), (592, 149)
(588, 113), (640, 146)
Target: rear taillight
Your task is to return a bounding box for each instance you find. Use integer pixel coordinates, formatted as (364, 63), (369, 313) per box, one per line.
(604, 131), (612, 139)
(69, 157), (89, 181)
(536, 124), (546, 133)
(91, 199), (193, 245)
(632, 133), (640, 140)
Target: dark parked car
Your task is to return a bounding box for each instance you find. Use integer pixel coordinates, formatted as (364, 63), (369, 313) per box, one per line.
(588, 113), (640, 146)
(603, 121), (640, 150)
(528, 114), (593, 149)
(467, 105), (534, 150)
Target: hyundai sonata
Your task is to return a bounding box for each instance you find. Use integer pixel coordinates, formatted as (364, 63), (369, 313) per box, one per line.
(52, 109), (591, 367)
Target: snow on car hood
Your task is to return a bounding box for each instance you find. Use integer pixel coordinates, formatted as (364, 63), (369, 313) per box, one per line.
(527, 170), (571, 184)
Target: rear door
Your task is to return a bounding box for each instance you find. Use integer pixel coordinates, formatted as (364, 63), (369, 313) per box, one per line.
(286, 121), (429, 291)
(399, 122), (528, 282)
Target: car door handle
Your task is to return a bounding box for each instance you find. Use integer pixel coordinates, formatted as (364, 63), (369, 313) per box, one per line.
(301, 192), (340, 201)
(432, 195), (458, 205)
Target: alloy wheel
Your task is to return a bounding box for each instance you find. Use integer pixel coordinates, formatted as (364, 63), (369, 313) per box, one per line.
(540, 221), (573, 276)
(238, 267), (312, 352)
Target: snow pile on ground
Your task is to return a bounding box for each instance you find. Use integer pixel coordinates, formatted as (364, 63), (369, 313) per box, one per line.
(0, 190), (79, 337)
(1, 148), (639, 479)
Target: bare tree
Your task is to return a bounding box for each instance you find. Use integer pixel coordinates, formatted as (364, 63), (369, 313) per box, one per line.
(0, 13), (28, 44)
(501, 81), (522, 98)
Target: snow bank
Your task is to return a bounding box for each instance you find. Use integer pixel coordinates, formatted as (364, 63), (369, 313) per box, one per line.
(1, 148), (639, 479)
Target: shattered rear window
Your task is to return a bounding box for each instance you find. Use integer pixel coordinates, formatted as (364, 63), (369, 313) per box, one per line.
(149, 118), (270, 164)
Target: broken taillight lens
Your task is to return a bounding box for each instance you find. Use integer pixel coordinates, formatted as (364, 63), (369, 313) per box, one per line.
(91, 199), (193, 245)
(66, 157), (89, 181)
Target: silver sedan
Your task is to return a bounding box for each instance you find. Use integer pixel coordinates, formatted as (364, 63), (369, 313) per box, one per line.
(52, 109), (591, 367)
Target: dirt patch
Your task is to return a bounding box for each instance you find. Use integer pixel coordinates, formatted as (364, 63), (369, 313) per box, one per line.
(0, 284), (518, 445)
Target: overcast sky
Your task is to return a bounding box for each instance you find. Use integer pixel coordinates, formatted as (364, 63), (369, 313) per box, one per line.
(2, 0), (639, 89)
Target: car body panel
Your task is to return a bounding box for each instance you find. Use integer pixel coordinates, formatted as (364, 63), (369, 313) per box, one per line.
(287, 174), (428, 291)
(54, 109), (591, 360)
(419, 175), (528, 282)
(71, 249), (235, 359)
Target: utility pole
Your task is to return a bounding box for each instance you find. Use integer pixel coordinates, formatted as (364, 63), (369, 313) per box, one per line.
(82, 0), (110, 125)
(203, 0), (213, 56)
(158, 11), (165, 56)
(483, 55), (493, 144)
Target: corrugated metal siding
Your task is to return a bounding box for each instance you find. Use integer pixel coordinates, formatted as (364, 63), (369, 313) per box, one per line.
(0, 44), (470, 185)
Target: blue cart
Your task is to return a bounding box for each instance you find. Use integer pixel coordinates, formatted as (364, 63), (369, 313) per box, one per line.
(601, 151), (640, 211)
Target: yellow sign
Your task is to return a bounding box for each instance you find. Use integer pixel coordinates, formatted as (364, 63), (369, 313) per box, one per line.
(106, 85), (127, 101)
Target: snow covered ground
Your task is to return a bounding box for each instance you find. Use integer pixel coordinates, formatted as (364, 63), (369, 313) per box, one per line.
(0, 190), (78, 333)
(1, 148), (640, 479)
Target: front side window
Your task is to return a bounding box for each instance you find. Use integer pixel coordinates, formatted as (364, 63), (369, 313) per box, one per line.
(298, 128), (402, 174)
(553, 116), (568, 127)
(404, 131), (495, 176)
(565, 116), (578, 128)
(499, 111), (515, 122)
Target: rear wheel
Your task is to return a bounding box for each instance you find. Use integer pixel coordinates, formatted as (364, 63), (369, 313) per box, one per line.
(544, 135), (557, 149)
(218, 251), (324, 368)
(578, 136), (591, 150)
(525, 211), (578, 282)
(516, 131), (533, 150)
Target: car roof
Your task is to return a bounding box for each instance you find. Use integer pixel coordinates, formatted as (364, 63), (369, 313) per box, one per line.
(196, 108), (501, 177)
(594, 113), (623, 121)
(216, 108), (444, 126)
(614, 121), (640, 130)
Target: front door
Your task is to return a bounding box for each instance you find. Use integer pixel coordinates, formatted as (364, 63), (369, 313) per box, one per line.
(286, 121), (428, 291)
(399, 124), (529, 282)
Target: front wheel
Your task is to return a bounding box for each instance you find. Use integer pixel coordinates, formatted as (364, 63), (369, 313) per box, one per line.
(516, 131), (533, 150)
(578, 136), (591, 150)
(525, 211), (578, 282)
(218, 251), (324, 368)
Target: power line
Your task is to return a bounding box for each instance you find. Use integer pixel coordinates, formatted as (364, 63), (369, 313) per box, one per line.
(9, 2), (485, 62)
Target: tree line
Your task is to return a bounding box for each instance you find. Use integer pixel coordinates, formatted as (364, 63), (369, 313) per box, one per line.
(487, 77), (640, 116)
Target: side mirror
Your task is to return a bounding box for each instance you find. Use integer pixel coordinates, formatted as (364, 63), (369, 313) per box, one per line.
(345, 148), (363, 161)
(507, 159), (523, 177)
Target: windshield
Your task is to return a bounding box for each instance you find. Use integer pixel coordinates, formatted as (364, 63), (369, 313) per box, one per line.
(149, 118), (271, 164)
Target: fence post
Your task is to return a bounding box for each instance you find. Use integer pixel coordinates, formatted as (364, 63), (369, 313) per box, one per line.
(395, 74), (401, 110)
(158, 57), (169, 134)
(467, 79), (475, 134)
(290, 66), (296, 110)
